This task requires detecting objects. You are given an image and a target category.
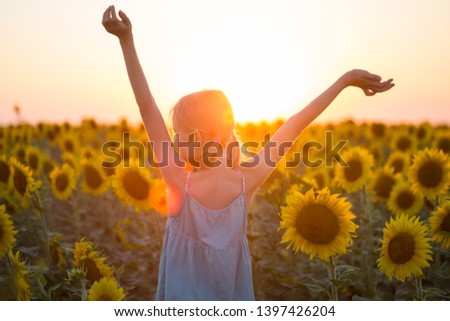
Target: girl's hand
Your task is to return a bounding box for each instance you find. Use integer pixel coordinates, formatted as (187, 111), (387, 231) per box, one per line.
(102, 5), (132, 40)
(343, 69), (394, 96)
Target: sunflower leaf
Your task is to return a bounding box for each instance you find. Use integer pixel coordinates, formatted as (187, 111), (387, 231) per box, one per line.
(330, 278), (351, 288)
(424, 287), (450, 300)
(433, 247), (450, 257)
(48, 283), (63, 299)
(438, 231), (450, 238)
(298, 277), (330, 295)
(336, 265), (360, 277)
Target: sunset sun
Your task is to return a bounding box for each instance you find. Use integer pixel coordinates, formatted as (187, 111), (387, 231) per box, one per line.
(169, 23), (308, 123)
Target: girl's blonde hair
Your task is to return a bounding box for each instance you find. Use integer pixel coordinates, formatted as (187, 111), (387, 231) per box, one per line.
(170, 90), (240, 168)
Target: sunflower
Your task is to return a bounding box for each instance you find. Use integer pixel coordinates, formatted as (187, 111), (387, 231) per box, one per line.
(112, 161), (153, 212)
(369, 122), (388, 141)
(59, 132), (78, 154)
(390, 129), (416, 154)
(377, 214), (432, 282)
(41, 155), (55, 180)
(304, 167), (329, 191)
(24, 145), (43, 176)
(278, 188), (358, 261)
(80, 145), (98, 160)
(387, 181), (424, 217)
(408, 148), (450, 199)
(114, 218), (138, 250)
(386, 151), (410, 175)
(8, 250), (31, 300)
(49, 164), (77, 201)
(434, 130), (450, 155)
(368, 166), (399, 202)
(149, 178), (168, 214)
(61, 151), (80, 175)
(0, 205), (17, 258)
(369, 142), (385, 165)
(12, 145), (27, 164)
(429, 200), (450, 249)
(88, 277), (125, 301)
(9, 157), (36, 208)
(0, 156), (11, 186)
(80, 158), (109, 196)
(72, 238), (113, 283)
(49, 235), (67, 270)
(0, 193), (19, 215)
(415, 122), (432, 146)
(334, 147), (374, 193)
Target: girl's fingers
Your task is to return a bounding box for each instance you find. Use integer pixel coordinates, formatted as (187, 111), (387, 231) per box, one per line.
(102, 7), (111, 23)
(119, 10), (130, 25)
(363, 88), (376, 96)
(362, 72), (382, 81)
(366, 82), (395, 94)
(378, 83), (395, 92)
(111, 5), (118, 20)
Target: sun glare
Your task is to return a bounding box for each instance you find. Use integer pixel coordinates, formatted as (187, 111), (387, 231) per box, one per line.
(173, 23), (308, 123)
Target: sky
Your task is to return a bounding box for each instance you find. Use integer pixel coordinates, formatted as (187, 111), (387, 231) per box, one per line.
(1, 0), (449, 126)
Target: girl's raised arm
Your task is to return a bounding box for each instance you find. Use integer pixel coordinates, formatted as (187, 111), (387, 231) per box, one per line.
(102, 6), (184, 186)
(241, 69), (394, 193)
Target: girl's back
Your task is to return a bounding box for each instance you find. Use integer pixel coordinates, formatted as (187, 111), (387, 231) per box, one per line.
(155, 169), (255, 300)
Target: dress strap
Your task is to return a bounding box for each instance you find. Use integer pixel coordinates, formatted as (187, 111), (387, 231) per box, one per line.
(239, 169), (246, 191)
(184, 171), (191, 192)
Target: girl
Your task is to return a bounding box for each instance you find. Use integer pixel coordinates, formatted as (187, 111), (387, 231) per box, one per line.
(102, 5), (394, 300)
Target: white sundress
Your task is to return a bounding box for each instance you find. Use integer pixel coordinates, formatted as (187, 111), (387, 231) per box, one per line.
(155, 170), (255, 300)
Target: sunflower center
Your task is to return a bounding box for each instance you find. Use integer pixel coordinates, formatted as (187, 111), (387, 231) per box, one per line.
(344, 159), (363, 182)
(123, 171), (150, 200)
(0, 161), (10, 183)
(64, 140), (74, 153)
(388, 232), (415, 264)
(295, 204), (339, 245)
(96, 294), (113, 301)
(28, 153), (39, 171)
(84, 165), (103, 189)
(43, 161), (55, 179)
(418, 161), (443, 188)
(391, 159), (404, 173)
(55, 174), (69, 192)
(15, 148), (26, 163)
(373, 174), (396, 199)
(372, 148), (381, 162)
(396, 137), (411, 151)
(417, 127), (426, 140)
(80, 258), (102, 283)
(396, 191), (415, 210)
(371, 123), (385, 138)
(13, 168), (28, 196)
(441, 212), (450, 233)
(438, 138), (450, 154)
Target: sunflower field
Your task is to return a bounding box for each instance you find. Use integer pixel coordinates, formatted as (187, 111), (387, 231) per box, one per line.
(1, 119), (450, 301)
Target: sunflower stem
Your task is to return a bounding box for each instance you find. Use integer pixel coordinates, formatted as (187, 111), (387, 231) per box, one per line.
(414, 275), (424, 301)
(32, 190), (51, 271)
(433, 244), (441, 271)
(5, 253), (18, 299)
(70, 189), (81, 241)
(80, 278), (88, 301)
(362, 185), (376, 298)
(327, 256), (339, 301)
